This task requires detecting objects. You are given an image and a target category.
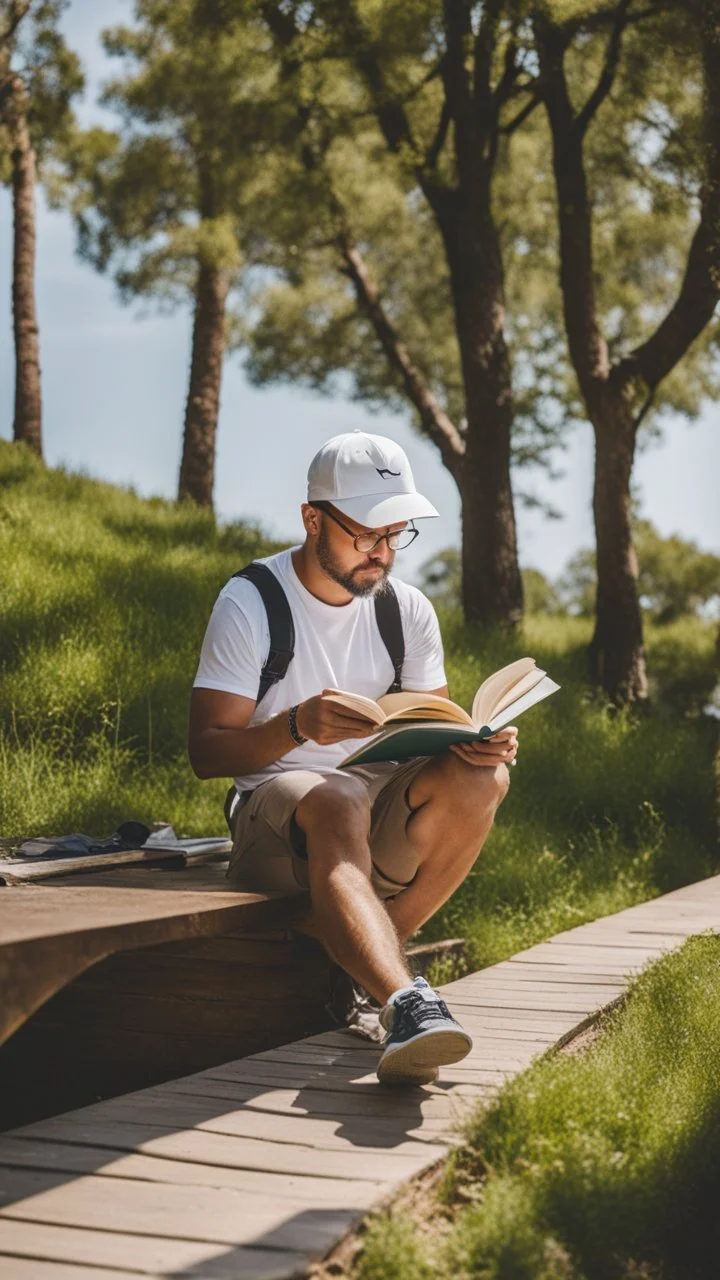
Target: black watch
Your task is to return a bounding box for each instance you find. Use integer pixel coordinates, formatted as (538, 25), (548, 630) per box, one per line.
(288, 704), (308, 746)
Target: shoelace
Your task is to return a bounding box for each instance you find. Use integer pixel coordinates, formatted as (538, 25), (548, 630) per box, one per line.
(388, 989), (455, 1037)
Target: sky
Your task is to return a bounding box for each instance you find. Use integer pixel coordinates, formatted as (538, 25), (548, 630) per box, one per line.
(1, 0), (718, 586)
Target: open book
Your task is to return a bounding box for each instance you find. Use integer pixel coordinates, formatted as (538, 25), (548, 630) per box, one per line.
(332, 657), (560, 768)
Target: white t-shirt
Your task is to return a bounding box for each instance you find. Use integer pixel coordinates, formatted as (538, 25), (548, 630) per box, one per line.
(193, 545), (447, 792)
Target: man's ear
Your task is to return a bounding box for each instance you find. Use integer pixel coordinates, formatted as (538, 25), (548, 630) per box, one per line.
(301, 502), (321, 538)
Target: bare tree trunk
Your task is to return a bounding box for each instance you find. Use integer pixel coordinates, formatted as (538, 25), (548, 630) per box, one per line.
(443, 186), (522, 626)
(11, 81), (42, 457)
(588, 383), (647, 701)
(178, 263), (228, 507)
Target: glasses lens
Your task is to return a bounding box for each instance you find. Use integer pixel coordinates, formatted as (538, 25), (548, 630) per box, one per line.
(354, 534), (379, 553)
(353, 527), (418, 552)
(388, 526), (417, 550)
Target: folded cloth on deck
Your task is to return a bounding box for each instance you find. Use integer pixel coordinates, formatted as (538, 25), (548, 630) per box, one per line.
(17, 821), (152, 860)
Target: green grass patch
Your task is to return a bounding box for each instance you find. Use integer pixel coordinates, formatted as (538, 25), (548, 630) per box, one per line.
(1, 440), (717, 971)
(355, 933), (720, 1280)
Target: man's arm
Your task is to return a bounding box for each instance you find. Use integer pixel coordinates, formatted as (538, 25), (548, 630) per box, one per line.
(188, 688), (380, 780)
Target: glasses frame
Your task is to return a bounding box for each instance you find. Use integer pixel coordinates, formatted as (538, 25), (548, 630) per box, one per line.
(310, 501), (419, 553)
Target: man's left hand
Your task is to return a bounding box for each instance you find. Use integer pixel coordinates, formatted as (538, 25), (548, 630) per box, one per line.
(449, 726), (518, 768)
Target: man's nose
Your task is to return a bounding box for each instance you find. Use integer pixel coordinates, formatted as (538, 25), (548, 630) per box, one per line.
(373, 538), (395, 563)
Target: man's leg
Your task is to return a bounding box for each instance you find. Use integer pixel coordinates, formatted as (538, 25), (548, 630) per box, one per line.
(293, 774), (414, 1006)
(383, 754), (510, 943)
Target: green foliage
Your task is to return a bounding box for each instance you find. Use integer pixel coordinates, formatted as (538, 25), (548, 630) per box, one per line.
(60, 1), (276, 305)
(355, 1211), (435, 1280)
(0, 440), (284, 835)
(557, 524), (720, 629)
(0, 0), (83, 184)
(635, 519), (720, 625)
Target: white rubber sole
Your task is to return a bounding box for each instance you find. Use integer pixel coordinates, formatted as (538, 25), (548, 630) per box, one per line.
(376, 1026), (473, 1085)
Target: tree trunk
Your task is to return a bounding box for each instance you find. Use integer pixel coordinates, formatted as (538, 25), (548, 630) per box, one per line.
(588, 382), (648, 702)
(441, 186), (523, 627)
(11, 88), (42, 457)
(178, 263), (228, 507)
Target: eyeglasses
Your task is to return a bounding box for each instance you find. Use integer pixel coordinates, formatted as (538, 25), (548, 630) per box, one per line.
(311, 502), (420, 553)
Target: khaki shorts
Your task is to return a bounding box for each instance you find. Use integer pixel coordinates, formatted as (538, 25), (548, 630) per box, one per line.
(226, 757), (433, 900)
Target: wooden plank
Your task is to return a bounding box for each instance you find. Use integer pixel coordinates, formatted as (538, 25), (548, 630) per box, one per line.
(0, 1217), (307, 1278)
(10, 1118), (448, 1181)
(0, 1168), (372, 1252)
(0, 1249), (147, 1280)
(0, 844), (230, 886)
(59, 1093), (454, 1147)
(82, 1075), (461, 1118)
(0, 1138), (391, 1202)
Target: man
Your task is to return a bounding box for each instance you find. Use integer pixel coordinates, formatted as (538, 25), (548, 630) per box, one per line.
(188, 430), (518, 1084)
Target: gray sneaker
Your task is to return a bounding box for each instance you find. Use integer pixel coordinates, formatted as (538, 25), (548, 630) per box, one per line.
(377, 976), (473, 1084)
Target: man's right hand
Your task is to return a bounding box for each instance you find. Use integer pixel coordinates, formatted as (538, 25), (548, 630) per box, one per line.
(295, 690), (379, 745)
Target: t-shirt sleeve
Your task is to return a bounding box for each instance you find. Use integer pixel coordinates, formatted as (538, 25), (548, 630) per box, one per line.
(399, 587), (447, 691)
(192, 587), (269, 701)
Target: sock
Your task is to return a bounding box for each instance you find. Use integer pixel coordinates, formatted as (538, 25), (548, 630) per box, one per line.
(384, 976), (432, 1008)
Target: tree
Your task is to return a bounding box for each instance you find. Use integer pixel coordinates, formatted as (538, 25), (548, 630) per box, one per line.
(532, 0), (720, 701)
(0, 0), (82, 456)
(64, 1), (274, 507)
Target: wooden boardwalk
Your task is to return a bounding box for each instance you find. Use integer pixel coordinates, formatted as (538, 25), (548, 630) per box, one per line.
(1, 874), (719, 1279)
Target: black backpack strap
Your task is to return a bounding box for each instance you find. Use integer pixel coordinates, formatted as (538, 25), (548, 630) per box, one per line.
(232, 562), (295, 704)
(374, 583), (405, 694)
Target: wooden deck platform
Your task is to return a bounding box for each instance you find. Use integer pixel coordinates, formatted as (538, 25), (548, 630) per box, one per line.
(0, 874), (718, 1279)
(0, 862), (313, 1048)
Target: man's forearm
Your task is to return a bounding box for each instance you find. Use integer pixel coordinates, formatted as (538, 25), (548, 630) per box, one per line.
(191, 707), (300, 779)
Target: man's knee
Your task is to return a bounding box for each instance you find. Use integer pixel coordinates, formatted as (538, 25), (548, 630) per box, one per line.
(295, 774), (371, 838)
(417, 752), (510, 814)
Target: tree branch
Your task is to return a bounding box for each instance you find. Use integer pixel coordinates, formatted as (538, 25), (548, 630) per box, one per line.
(260, 0), (464, 473)
(575, 0), (633, 138)
(335, 227), (465, 473)
(501, 83), (545, 136)
(425, 96), (452, 172)
(0, 0), (31, 51)
(621, 0), (720, 410)
(533, 12), (610, 391)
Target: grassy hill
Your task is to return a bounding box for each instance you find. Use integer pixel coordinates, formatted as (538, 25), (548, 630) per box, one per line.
(1, 440), (717, 965)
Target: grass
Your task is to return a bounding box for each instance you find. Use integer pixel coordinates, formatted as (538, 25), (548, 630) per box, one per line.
(354, 933), (720, 1280)
(1, 439), (717, 973)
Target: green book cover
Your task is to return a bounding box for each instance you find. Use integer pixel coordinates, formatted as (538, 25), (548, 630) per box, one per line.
(339, 723), (494, 768)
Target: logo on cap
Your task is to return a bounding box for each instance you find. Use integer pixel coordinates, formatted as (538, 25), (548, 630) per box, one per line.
(366, 451), (401, 481)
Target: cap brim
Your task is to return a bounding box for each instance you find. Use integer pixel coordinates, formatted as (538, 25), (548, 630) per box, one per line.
(331, 492), (439, 528)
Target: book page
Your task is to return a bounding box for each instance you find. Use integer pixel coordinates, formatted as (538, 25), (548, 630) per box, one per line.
(376, 690), (474, 727)
(322, 690), (385, 726)
(471, 657), (537, 727)
(489, 666), (546, 721)
(487, 676), (561, 731)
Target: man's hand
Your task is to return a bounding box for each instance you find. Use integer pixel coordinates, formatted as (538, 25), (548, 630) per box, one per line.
(449, 726), (518, 768)
(295, 690), (379, 745)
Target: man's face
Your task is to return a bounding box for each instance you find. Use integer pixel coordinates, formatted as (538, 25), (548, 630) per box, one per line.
(313, 503), (407, 598)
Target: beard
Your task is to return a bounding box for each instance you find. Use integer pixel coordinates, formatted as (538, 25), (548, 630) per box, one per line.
(316, 523), (392, 598)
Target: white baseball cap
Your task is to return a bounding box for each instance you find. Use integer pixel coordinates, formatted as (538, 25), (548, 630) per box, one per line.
(307, 430), (439, 528)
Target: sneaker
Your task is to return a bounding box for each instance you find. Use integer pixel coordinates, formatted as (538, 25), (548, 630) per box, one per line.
(376, 976), (473, 1085)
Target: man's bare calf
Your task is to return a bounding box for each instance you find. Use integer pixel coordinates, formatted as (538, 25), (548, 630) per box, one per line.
(294, 754), (510, 1006)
